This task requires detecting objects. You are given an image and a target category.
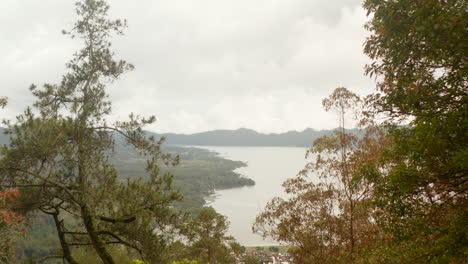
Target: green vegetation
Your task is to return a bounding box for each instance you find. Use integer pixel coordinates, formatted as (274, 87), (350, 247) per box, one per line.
(247, 246), (288, 254)
(0, 97), (6, 108)
(112, 144), (254, 213)
(183, 207), (238, 264)
(241, 256), (261, 264)
(361, 0), (467, 262)
(0, 188), (24, 263)
(168, 147), (254, 212)
(14, 214), (59, 262)
(254, 0), (467, 263)
(170, 259), (198, 264)
(0, 129), (255, 214)
(254, 88), (380, 263)
(0, 134), (253, 261)
(0, 2), (253, 262)
(1, 1), (183, 263)
(1, 0), (466, 263)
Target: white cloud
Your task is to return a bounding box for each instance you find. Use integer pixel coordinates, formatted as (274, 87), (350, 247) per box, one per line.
(0, 0), (375, 133)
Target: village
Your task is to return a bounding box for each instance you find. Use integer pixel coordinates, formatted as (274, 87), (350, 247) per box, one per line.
(232, 247), (293, 264)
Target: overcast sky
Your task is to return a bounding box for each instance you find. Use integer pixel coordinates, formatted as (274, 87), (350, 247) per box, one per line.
(0, 0), (376, 134)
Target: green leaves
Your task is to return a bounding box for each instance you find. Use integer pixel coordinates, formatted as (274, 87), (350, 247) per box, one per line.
(184, 207), (236, 264)
(171, 259), (199, 264)
(0, 1), (185, 263)
(363, 0), (467, 119)
(362, 0), (468, 262)
(254, 88), (383, 263)
(0, 97), (6, 109)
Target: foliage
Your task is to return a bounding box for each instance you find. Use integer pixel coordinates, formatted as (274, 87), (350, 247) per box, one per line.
(132, 260), (148, 264)
(253, 88), (385, 263)
(242, 256), (261, 264)
(254, 1), (467, 262)
(2, 143), (252, 261)
(185, 207), (236, 264)
(0, 97), (24, 264)
(0, 1), (183, 264)
(71, 246), (136, 264)
(0, 97), (6, 109)
(268, 246), (279, 252)
(364, 0), (466, 120)
(13, 214), (60, 262)
(171, 259), (198, 264)
(114, 145), (253, 213)
(362, 0), (468, 262)
(0, 188), (25, 264)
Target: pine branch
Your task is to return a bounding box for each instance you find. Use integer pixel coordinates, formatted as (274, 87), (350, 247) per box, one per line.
(98, 215), (136, 223)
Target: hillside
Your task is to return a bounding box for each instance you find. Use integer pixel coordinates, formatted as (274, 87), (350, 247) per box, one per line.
(0, 127), (253, 212)
(152, 127), (360, 147)
(1, 127), (254, 260)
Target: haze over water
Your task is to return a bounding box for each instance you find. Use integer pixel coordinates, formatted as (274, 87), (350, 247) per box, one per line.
(198, 146), (309, 246)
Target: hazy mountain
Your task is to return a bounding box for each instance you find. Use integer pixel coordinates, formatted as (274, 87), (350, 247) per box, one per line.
(151, 127), (359, 147)
(0, 127), (359, 147)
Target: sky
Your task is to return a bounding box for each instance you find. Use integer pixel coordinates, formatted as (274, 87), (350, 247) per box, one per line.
(0, 0), (376, 134)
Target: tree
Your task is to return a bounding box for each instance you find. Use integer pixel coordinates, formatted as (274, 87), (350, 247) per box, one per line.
(242, 256), (261, 264)
(0, 1), (182, 263)
(0, 97), (6, 109)
(253, 88), (382, 263)
(186, 207), (236, 264)
(364, 0), (466, 120)
(363, 0), (467, 262)
(229, 241), (245, 255)
(0, 188), (24, 263)
(1, 97), (24, 263)
(268, 246), (279, 253)
(171, 259), (198, 264)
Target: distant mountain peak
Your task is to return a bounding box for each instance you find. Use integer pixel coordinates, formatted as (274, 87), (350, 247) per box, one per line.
(235, 128), (257, 133)
(302, 127), (316, 132)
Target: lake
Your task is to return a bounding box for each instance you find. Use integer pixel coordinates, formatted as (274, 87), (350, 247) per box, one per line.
(196, 146), (309, 246)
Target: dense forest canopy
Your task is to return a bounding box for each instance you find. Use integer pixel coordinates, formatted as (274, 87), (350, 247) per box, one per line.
(254, 0), (467, 263)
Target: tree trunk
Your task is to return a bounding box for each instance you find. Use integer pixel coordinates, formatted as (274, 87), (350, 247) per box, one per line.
(349, 201), (355, 254)
(81, 205), (116, 264)
(52, 213), (79, 264)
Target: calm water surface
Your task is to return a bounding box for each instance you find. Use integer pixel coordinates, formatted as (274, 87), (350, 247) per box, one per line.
(195, 146), (309, 246)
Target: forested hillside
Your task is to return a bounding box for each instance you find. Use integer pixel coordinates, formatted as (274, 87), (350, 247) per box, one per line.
(0, 127), (254, 212)
(0, 127), (254, 261)
(113, 143), (254, 212)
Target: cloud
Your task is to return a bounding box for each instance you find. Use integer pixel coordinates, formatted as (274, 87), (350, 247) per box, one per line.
(0, 0), (375, 133)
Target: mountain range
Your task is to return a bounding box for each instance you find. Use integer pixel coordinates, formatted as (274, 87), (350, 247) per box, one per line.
(0, 127), (359, 147)
(150, 127), (359, 147)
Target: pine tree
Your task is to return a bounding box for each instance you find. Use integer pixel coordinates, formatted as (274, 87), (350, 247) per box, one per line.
(0, 1), (182, 263)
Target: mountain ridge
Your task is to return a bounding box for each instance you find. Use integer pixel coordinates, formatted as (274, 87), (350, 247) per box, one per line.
(149, 127), (360, 147)
(0, 127), (360, 147)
